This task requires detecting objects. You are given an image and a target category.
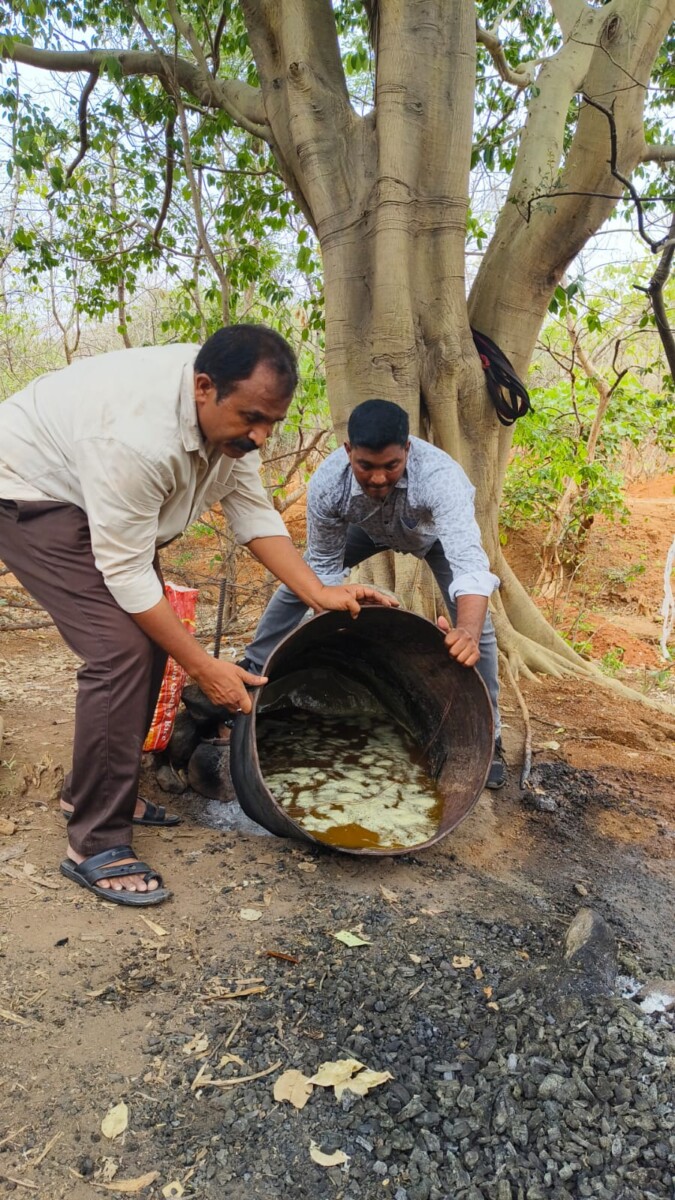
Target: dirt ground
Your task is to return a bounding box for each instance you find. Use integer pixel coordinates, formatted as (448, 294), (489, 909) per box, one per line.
(0, 475), (673, 1198)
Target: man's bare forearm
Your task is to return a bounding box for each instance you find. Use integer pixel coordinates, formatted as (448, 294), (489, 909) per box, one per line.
(246, 536), (330, 609)
(455, 594), (489, 642)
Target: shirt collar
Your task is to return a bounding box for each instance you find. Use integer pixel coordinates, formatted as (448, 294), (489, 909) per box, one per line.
(179, 362), (209, 461)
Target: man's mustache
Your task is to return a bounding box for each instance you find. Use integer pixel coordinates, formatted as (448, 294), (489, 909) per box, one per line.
(228, 437), (258, 453)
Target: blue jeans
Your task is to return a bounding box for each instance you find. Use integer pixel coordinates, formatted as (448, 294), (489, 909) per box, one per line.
(246, 528), (500, 736)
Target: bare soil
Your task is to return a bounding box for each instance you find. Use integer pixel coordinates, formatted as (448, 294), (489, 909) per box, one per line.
(0, 475), (673, 1199)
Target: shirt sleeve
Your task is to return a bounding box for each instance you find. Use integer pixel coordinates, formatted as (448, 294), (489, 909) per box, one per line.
(218, 451), (289, 544)
(427, 463), (500, 601)
(73, 438), (167, 613)
(305, 470), (350, 586)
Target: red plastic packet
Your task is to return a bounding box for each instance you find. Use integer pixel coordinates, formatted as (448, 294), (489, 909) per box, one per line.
(143, 582), (198, 752)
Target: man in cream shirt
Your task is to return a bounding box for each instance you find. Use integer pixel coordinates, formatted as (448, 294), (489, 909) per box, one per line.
(0, 324), (393, 906)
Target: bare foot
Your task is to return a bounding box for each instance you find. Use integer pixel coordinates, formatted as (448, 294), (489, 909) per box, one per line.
(66, 848), (159, 894)
(61, 797), (148, 821)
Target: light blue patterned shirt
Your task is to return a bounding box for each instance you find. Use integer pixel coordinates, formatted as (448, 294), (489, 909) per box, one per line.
(306, 436), (500, 600)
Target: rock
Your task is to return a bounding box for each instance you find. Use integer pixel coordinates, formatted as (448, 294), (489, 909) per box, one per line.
(168, 709), (201, 767)
(187, 741), (235, 801)
(155, 762), (187, 794)
(538, 1073), (578, 1103)
(0, 817), (16, 836)
(182, 682), (233, 728)
(563, 907), (617, 993)
(535, 795), (557, 812)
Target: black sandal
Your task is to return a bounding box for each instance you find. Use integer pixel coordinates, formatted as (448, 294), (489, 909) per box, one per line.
(61, 798), (181, 828)
(60, 845), (172, 906)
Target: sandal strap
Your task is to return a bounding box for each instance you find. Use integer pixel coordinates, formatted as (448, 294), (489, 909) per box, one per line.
(75, 846), (163, 887)
(140, 800), (165, 822)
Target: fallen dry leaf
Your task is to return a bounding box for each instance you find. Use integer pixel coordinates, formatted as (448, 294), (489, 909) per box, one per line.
(379, 885), (398, 903)
(474, 966), (484, 980)
(297, 861), (318, 873)
(99, 1170), (160, 1193)
(408, 953), (422, 965)
(96, 1158), (119, 1183)
(483, 986), (493, 999)
(101, 1101), (128, 1140)
(407, 982), (425, 1000)
(140, 915), (168, 937)
(217, 1053), (246, 1070)
(487, 1001), (500, 1011)
(309, 1142), (349, 1168)
(162, 1183), (184, 1199)
(332, 930), (371, 947)
(334, 1068), (393, 1100)
(452, 955), (473, 969)
(310, 1059), (364, 1088)
(515, 949), (530, 961)
(541, 740), (561, 751)
(239, 908), (262, 922)
(273, 1069), (314, 1110)
(420, 906), (444, 916)
(182, 1032), (209, 1057)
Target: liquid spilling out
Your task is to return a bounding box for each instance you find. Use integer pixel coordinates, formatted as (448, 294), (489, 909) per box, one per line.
(256, 710), (444, 850)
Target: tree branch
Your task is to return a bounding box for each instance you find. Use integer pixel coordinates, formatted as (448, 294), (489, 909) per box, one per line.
(153, 115), (176, 246)
(550, 0), (589, 41)
(3, 40), (271, 141)
(476, 22), (533, 89)
(582, 93), (673, 252)
(63, 68), (99, 183)
(635, 209), (675, 379)
(641, 142), (675, 164)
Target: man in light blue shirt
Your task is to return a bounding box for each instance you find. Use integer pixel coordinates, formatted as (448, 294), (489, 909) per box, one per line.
(244, 398), (506, 788)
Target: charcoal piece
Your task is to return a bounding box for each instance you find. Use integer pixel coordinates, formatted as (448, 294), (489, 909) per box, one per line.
(187, 740), (235, 801)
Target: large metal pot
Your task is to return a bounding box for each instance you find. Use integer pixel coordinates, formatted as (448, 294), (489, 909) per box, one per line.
(229, 607), (493, 856)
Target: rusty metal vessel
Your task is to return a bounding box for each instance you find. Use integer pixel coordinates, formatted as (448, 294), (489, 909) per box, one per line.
(229, 607), (493, 855)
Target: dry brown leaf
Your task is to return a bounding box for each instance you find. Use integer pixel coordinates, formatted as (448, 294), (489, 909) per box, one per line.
(239, 908), (262, 922)
(140, 915), (168, 937)
(96, 1158), (119, 1183)
(0, 817), (16, 837)
(487, 1001), (500, 1011)
(217, 1053), (246, 1070)
(406, 917), (419, 925)
(474, 966), (484, 980)
(379, 885), (398, 903)
(99, 1170), (160, 1193)
(273, 1069), (314, 1110)
(408, 982), (425, 1000)
(483, 986), (493, 999)
(408, 953), (422, 965)
(310, 1059), (363, 1087)
(452, 955), (473, 969)
(334, 1069), (394, 1100)
(182, 1032), (209, 1056)
(162, 1183), (184, 1199)
(309, 1142), (349, 1168)
(101, 1101), (128, 1140)
(420, 906), (444, 916)
(515, 949), (530, 960)
(297, 861), (317, 873)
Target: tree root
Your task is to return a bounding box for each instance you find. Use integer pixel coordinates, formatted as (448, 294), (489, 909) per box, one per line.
(499, 650), (532, 789)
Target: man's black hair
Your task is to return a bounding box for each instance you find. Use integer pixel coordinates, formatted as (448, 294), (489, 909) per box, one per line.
(347, 399), (409, 450)
(194, 324), (298, 401)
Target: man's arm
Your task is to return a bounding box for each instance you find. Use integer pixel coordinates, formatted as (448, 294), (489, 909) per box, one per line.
(437, 596), (489, 668)
(133, 597), (265, 712)
(246, 535), (398, 617)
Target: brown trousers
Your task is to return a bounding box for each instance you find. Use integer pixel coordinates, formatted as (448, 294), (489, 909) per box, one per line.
(0, 500), (167, 856)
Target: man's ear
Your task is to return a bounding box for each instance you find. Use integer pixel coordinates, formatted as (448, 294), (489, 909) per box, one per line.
(344, 441), (352, 455)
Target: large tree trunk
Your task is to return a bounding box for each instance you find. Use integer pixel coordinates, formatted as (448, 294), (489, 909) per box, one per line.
(243, 0), (673, 681)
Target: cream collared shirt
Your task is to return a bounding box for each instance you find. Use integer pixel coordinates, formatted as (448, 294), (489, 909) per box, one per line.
(0, 343), (289, 612)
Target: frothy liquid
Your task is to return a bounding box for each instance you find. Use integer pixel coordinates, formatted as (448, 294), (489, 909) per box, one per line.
(256, 711), (443, 850)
